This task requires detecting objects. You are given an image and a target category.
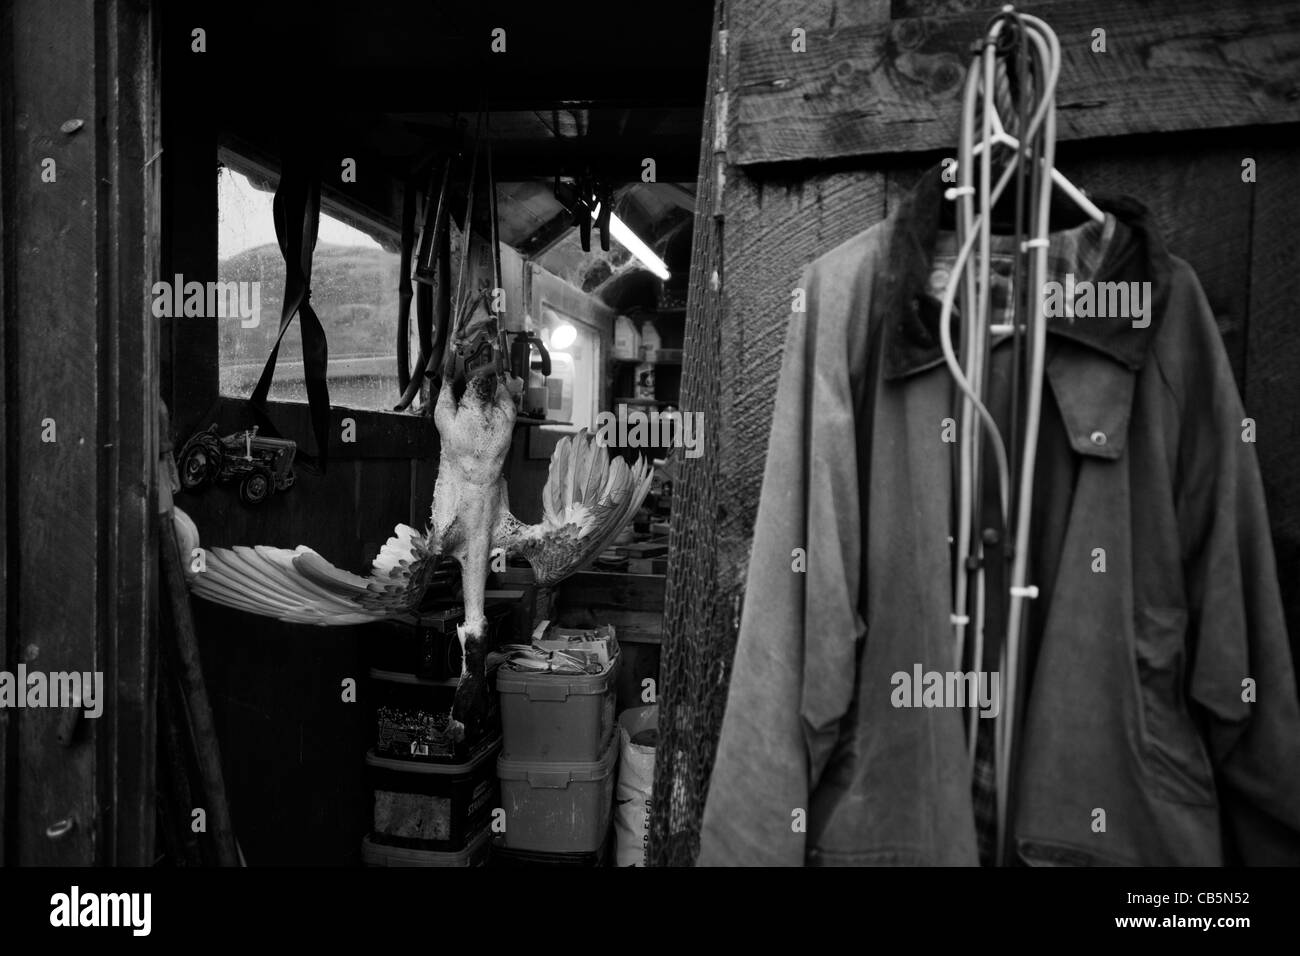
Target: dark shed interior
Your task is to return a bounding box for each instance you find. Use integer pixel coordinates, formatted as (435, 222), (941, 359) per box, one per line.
(158, 0), (709, 865)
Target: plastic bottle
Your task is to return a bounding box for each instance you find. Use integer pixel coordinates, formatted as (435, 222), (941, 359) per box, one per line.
(640, 319), (661, 363)
(526, 339), (548, 419)
(614, 315), (641, 360)
(634, 362), (656, 400)
(547, 351), (575, 422)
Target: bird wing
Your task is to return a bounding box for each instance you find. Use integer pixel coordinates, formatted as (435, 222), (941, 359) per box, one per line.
(187, 523), (446, 625)
(497, 429), (653, 585)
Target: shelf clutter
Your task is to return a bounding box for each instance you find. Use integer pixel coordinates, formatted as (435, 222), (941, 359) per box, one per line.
(492, 625), (620, 865)
(595, 538), (669, 575)
(360, 596), (513, 866)
(359, 605), (654, 866)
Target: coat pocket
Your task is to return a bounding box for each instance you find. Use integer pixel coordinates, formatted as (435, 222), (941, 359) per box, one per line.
(1016, 838), (1135, 867)
(1132, 606), (1216, 806)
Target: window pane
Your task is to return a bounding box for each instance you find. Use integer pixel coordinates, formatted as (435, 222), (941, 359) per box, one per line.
(538, 305), (600, 431)
(217, 164), (409, 411)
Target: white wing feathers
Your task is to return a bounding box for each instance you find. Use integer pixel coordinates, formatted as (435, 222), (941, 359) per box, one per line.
(505, 429), (653, 585)
(185, 430), (650, 623)
(187, 523), (437, 625)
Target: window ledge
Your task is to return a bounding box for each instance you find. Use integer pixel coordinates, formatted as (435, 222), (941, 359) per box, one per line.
(212, 396), (436, 460)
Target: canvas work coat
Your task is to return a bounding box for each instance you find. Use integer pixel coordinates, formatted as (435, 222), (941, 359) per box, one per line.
(698, 165), (1300, 867)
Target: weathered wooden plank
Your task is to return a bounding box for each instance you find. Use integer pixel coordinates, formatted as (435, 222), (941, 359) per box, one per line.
(0, 0), (11, 867)
(162, 115), (218, 441)
(195, 604), (370, 865)
(732, 0), (1300, 165)
(731, 0), (892, 35)
(557, 570), (667, 612)
(893, 0), (1054, 16)
(653, 0), (898, 868)
(652, 2), (731, 869)
(721, 169), (888, 558)
(209, 396), (437, 461)
(555, 605), (663, 645)
(181, 457), (414, 572)
(3, 0), (161, 864)
(10, 0), (104, 866)
(102, 0), (160, 867)
(555, 570), (666, 644)
(651, 0), (901, 868)
(1245, 138), (1300, 676)
(187, 457), (413, 864)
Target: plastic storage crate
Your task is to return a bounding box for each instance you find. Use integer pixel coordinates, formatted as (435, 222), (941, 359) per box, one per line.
(367, 736), (500, 852)
(488, 830), (611, 867)
(495, 649), (619, 762)
(371, 667), (500, 763)
(362, 826), (491, 866)
(495, 736), (617, 854)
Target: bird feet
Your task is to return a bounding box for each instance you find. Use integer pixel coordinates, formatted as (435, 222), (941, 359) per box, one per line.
(447, 717), (466, 743)
(449, 620), (489, 745)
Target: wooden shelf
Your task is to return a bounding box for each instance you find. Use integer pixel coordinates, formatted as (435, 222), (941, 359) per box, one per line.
(613, 357), (682, 366)
(554, 569), (667, 645)
(515, 417), (572, 427)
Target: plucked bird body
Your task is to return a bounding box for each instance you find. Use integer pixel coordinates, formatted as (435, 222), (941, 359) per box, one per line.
(185, 357), (651, 743)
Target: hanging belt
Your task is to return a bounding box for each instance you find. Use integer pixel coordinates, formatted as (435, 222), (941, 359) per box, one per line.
(395, 157), (452, 411)
(249, 143), (330, 474)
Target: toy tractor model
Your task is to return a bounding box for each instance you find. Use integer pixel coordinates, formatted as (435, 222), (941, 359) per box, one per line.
(176, 424), (297, 506)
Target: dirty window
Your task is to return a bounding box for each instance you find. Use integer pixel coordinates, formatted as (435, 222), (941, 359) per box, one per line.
(217, 162), (410, 411)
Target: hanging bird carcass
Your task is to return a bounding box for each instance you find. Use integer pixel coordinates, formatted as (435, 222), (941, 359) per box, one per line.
(182, 309), (651, 744)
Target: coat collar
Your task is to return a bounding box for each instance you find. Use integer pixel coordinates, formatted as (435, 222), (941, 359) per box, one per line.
(877, 163), (1174, 383)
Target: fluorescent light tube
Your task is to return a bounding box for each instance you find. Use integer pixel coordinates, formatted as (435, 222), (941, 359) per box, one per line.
(591, 205), (671, 281)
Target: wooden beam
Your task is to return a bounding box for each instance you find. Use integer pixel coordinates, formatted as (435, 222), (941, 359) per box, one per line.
(556, 570), (666, 609)
(208, 397), (437, 462)
(555, 571), (666, 645)
(0, 0), (14, 869)
(514, 208), (579, 259)
(893, 0), (1047, 15)
(8, 0), (103, 867)
(161, 59), (219, 441)
(731, 0), (1300, 165)
(651, 1), (731, 869)
(5, 0), (157, 865)
(101, 0), (160, 869)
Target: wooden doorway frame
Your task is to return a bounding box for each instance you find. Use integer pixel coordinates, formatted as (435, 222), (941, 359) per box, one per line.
(0, 0), (160, 866)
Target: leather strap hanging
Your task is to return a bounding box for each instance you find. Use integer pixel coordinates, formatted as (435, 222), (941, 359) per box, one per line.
(249, 145), (331, 473)
(395, 157), (452, 411)
(396, 174), (417, 397)
(443, 113), (485, 377)
(486, 117), (502, 293)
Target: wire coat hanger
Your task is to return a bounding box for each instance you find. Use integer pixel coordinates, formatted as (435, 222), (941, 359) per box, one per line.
(936, 5), (1085, 866)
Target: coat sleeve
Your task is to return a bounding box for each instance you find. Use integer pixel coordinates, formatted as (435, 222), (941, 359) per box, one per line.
(697, 241), (872, 866)
(1167, 259), (1300, 864)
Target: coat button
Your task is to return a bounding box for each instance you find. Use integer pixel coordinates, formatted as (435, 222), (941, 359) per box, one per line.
(1090, 430), (1107, 446)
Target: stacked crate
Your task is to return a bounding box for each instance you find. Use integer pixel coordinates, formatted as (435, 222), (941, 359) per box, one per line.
(360, 600), (510, 867)
(491, 627), (620, 865)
